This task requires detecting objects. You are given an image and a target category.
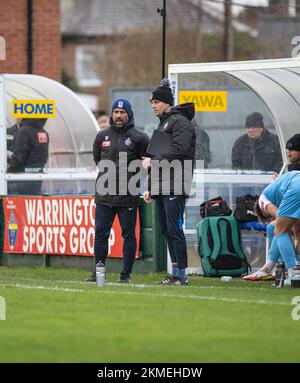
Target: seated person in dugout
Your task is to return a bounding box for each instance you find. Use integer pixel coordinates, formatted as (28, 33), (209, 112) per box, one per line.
(243, 134), (300, 282)
(192, 119), (210, 168)
(7, 118), (49, 195)
(231, 112), (282, 173)
(97, 114), (109, 130)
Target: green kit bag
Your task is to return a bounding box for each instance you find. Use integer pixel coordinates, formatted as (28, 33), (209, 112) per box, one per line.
(197, 216), (251, 277)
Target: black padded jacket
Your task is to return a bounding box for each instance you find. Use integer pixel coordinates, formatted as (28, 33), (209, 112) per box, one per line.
(148, 102), (196, 198)
(8, 123), (49, 173)
(93, 117), (150, 206)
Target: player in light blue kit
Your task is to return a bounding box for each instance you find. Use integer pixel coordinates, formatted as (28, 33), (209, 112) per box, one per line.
(244, 134), (300, 281)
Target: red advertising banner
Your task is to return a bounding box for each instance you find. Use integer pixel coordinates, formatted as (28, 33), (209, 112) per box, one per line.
(3, 196), (140, 258)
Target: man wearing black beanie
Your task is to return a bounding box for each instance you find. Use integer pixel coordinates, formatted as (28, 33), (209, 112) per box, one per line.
(286, 134), (300, 171)
(231, 112), (283, 172)
(142, 78), (196, 286)
(149, 78), (174, 106)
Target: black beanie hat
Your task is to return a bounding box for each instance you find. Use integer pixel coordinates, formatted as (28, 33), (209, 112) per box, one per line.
(286, 134), (300, 152)
(245, 112), (264, 129)
(150, 78), (174, 106)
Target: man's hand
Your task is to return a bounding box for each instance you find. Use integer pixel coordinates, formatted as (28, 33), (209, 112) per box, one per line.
(143, 191), (152, 204)
(142, 156), (151, 170)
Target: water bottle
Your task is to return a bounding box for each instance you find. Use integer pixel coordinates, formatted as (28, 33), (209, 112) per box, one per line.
(221, 276), (232, 282)
(275, 262), (285, 288)
(96, 261), (106, 287)
(291, 264), (300, 288)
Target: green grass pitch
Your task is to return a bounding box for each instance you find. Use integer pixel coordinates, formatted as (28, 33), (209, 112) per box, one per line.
(0, 267), (300, 363)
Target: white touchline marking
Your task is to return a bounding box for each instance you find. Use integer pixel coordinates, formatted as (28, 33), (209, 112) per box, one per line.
(98, 290), (292, 306)
(0, 275), (277, 291)
(0, 282), (291, 306)
(0, 276), (148, 288)
(0, 283), (84, 293)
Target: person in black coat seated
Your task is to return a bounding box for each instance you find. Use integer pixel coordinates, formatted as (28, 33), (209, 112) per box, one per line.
(231, 112), (282, 173)
(193, 119), (210, 168)
(7, 118), (49, 195)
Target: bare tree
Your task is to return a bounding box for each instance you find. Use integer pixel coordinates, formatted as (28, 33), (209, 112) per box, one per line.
(183, 0), (203, 61)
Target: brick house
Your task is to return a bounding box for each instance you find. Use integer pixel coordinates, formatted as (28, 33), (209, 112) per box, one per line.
(0, 0), (61, 81)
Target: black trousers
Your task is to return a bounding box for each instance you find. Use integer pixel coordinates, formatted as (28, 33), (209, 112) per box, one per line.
(94, 204), (137, 273)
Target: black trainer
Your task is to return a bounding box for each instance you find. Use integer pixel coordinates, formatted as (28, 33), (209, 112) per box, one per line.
(119, 270), (131, 283)
(160, 275), (173, 285)
(85, 271), (96, 283)
(160, 276), (188, 286)
(172, 276), (188, 286)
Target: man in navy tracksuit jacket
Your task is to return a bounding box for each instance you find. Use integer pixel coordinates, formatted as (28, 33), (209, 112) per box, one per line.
(86, 98), (149, 283)
(143, 79), (195, 285)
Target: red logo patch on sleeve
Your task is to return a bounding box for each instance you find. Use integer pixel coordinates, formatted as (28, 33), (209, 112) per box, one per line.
(102, 141), (111, 147)
(37, 132), (48, 143)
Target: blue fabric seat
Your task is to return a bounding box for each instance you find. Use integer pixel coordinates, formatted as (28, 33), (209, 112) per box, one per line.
(240, 221), (267, 232)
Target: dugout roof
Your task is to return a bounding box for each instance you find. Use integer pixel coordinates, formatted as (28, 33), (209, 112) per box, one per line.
(0, 74), (99, 194)
(169, 57), (300, 168)
(1, 74), (98, 171)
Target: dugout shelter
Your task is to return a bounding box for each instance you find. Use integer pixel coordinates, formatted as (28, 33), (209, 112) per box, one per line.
(169, 57), (300, 273)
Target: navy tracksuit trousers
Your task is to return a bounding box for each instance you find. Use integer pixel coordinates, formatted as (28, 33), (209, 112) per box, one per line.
(155, 196), (187, 269)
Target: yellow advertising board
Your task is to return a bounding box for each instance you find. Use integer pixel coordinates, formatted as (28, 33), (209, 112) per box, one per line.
(179, 91), (227, 112)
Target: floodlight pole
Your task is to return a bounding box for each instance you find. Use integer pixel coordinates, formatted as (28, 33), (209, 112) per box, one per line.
(157, 0), (167, 79)
(223, 0), (233, 61)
